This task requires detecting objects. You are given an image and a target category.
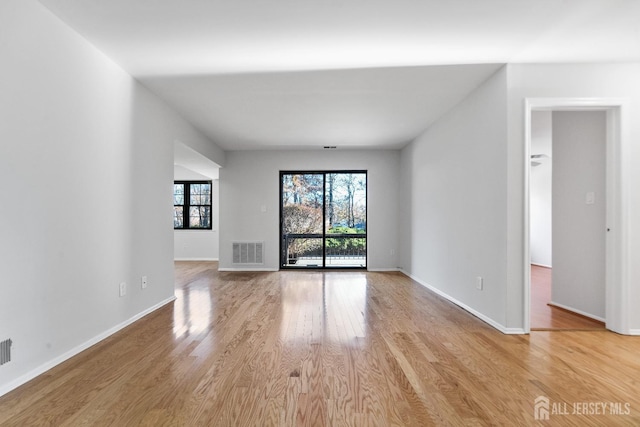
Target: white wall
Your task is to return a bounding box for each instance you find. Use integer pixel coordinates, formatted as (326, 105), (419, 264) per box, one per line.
(173, 165), (219, 261)
(530, 111), (552, 267)
(400, 63), (640, 333)
(551, 111), (606, 319)
(506, 63), (640, 332)
(0, 0), (219, 395)
(399, 67), (510, 329)
(219, 150), (400, 271)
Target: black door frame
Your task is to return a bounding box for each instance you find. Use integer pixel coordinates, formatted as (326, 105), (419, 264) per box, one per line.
(279, 170), (367, 270)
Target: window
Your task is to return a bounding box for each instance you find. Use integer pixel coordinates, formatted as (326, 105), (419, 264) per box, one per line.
(174, 181), (212, 229)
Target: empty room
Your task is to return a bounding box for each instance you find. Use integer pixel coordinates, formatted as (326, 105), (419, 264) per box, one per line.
(2, 0), (640, 425)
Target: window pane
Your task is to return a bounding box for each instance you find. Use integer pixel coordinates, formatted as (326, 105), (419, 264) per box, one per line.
(189, 206), (211, 228)
(174, 184), (185, 205)
(283, 237), (323, 267)
(325, 172), (367, 233)
(173, 206), (184, 228)
(190, 185), (211, 205)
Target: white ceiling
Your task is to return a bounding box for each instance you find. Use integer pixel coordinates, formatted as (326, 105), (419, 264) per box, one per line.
(39, 0), (640, 151)
(143, 64), (501, 150)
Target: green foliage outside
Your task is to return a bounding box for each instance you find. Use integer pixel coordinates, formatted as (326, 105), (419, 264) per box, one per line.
(326, 226), (366, 254)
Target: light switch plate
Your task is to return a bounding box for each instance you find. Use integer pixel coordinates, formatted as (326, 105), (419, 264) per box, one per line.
(586, 192), (595, 205)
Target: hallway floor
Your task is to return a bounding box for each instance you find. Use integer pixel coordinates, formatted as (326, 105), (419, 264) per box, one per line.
(530, 265), (606, 331)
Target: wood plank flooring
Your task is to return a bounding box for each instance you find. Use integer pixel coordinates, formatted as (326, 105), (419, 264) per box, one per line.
(530, 265), (606, 331)
(1, 261), (639, 425)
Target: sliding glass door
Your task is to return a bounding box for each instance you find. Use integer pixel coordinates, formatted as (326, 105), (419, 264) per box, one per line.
(280, 171), (367, 269)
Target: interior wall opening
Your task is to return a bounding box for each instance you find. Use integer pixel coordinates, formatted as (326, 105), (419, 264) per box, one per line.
(529, 110), (606, 331)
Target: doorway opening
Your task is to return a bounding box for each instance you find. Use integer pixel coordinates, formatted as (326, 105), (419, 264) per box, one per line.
(280, 171), (367, 269)
(529, 110), (606, 331)
(524, 98), (629, 334)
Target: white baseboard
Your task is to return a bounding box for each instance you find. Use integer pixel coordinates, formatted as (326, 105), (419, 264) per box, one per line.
(218, 267), (278, 272)
(501, 328), (527, 334)
(399, 270), (525, 335)
(531, 263), (552, 269)
(628, 329), (640, 336)
(548, 301), (605, 323)
(174, 258), (218, 261)
(367, 268), (401, 272)
(0, 296), (176, 398)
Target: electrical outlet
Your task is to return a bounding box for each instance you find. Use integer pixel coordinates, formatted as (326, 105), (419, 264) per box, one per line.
(476, 276), (483, 290)
(141, 276), (148, 289)
(119, 282), (127, 297)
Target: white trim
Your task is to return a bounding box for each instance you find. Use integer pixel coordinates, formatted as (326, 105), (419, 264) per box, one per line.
(367, 268), (401, 272)
(174, 258), (218, 261)
(0, 296), (176, 398)
(628, 329), (640, 336)
(524, 101), (532, 334)
(524, 97), (630, 335)
(525, 98), (629, 110)
(218, 267), (278, 272)
(500, 328), (527, 334)
(530, 263), (552, 269)
(548, 301), (606, 323)
(400, 270), (525, 335)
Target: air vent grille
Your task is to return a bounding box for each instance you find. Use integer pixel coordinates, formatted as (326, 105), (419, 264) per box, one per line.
(1, 339), (12, 366)
(232, 242), (264, 265)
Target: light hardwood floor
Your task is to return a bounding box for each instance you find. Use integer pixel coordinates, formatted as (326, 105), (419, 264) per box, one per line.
(530, 265), (606, 331)
(0, 261), (639, 426)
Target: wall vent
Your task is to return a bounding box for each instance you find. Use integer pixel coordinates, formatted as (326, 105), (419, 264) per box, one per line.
(1, 339), (12, 366)
(232, 242), (264, 265)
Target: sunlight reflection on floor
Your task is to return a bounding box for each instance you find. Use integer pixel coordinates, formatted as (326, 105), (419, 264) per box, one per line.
(173, 281), (212, 338)
(279, 272), (367, 343)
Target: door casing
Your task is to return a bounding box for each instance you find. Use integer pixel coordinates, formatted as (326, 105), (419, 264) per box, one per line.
(524, 98), (630, 334)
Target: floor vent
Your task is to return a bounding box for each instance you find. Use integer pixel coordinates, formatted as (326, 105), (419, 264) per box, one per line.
(1, 339), (12, 366)
(232, 241), (264, 265)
